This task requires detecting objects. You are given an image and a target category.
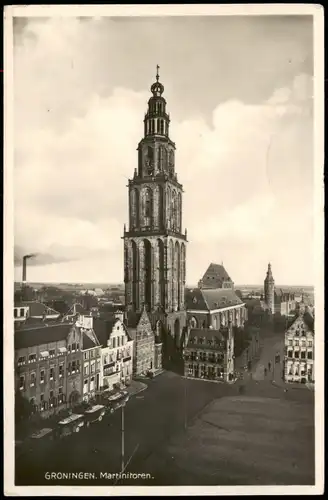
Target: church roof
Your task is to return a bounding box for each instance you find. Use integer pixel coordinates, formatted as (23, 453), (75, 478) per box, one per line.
(200, 263), (232, 288)
(186, 287), (243, 311)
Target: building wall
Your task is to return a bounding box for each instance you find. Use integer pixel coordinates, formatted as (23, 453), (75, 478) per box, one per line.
(187, 305), (247, 331)
(66, 326), (83, 406)
(100, 320), (133, 390)
(15, 338), (70, 419)
(82, 347), (101, 401)
(284, 316), (314, 384)
(183, 339), (227, 382)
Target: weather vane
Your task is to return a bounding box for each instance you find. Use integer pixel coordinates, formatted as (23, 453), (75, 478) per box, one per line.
(156, 64), (160, 82)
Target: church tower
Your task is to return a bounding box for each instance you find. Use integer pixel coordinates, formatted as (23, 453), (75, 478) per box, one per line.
(264, 263), (275, 314)
(123, 67), (187, 350)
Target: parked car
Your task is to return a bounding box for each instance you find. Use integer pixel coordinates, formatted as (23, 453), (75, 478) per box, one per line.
(55, 413), (84, 439)
(83, 404), (106, 427)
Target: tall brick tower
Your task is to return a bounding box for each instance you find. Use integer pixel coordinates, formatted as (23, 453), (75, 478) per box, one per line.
(264, 262), (275, 314)
(123, 67), (188, 357)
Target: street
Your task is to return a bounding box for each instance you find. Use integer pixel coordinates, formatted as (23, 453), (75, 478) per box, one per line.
(15, 371), (237, 485)
(15, 330), (314, 486)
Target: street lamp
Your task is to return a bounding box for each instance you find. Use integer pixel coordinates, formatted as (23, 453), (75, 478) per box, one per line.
(121, 403), (126, 473)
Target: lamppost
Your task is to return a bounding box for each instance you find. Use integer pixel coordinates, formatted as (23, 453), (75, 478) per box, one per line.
(121, 402), (125, 473)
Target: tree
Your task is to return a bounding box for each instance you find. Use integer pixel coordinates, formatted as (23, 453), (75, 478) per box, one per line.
(15, 390), (34, 424)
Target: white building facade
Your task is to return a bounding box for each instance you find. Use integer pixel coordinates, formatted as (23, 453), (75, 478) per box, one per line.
(284, 313), (314, 384)
(100, 318), (134, 391)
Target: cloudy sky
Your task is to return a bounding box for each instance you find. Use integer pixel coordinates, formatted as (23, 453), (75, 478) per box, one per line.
(13, 14), (314, 286)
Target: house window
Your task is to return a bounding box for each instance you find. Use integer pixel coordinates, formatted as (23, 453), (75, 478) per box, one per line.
(49, 390), (54, 400)
(30, 372), (36, 386)
(308, 341), (313, 347)
(83, 379), (88, 394)
(59, 364), (64, 377)
(18, 356), (26, 365)
(76, 343), (80, 351)
(14, 309), (18, 318)
(72, 361), (76, 373)
(308, 351), (313, 360)
(30, 397), (36, 407)
(84, 364), (89, 376)
(301, 340), (307, 347)
(103, 355), (108, 365)
(28, 353), (37, 363)
(90, 350), (95, 359)
(40, 370), (45, 384)
(288, 350), (293, 358)
(91, 362), (95, 374)
(294, 340), (299, 346)
(294, 351), (299, 359)
(188, 364), (193, 376)
(96, 359), (101, 371)
(113, 338), (116, 349)
(50, 367), (55, 380)
(72, 343), (76, 352)
(288, 340), (293, 346)
(40, 393), (45, 410)
(76, 360), (80, 372)
(301, 352), (306, 359)
(19, 375), (25, 390)
(49, 349), (55, 357)
(84, 352), (88, 360)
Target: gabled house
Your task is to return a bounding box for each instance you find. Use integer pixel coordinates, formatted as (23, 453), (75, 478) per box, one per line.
(284, 311), (315, 384)
(126, 306), (162, 377)
(94, 314), (133, 391)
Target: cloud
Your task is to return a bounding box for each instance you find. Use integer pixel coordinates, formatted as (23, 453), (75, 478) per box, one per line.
(13, 17), (314, 285)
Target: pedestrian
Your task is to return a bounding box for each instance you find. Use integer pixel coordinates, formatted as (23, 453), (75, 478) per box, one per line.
(268, 362), (271, 372)
(264, 368), (267, 377)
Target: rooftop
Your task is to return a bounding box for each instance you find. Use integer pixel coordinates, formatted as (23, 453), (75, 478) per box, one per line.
(185, 287), (243, 312)
(15, 323), (73, 350)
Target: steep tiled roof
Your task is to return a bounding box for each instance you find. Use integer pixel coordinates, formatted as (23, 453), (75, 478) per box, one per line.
(200, 263), (232, 288)
(303, 311), (314, 331)
(20, 301), (60, 317)
(186, 287), (243, 312)
(15, 324), (72, 350)
(93, 317), (117, 347)
(202, 289), (243, 310)
(185, 288), (208, 310)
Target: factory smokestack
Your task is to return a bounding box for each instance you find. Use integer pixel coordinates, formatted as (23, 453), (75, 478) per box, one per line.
(22, 254), (37, 285)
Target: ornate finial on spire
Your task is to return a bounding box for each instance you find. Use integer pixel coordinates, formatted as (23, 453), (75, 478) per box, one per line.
(156, 64), (160, 82)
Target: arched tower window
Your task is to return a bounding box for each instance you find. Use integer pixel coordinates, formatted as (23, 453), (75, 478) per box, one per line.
(190, 316), (198, 329)
(171, 191), (177, 231)
(175, 241), (180, 310)
(181, 243), (186, 284)
(177, 192), (182, 232)
(143, 188), (152, 224)
(167, 186), (172, 229)
(143, 239), (152, 311)
(131, 241), (139, 310)
(157, 239), (165, 309)
(130, 188), (139, 229)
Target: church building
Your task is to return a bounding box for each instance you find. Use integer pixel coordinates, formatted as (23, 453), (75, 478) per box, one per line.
(123, 67), (188, 368)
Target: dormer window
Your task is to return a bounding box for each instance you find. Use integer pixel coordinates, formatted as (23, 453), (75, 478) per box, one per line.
(192, 297), (197, 304)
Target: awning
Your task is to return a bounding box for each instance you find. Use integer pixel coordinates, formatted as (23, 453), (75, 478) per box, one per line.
(58, 347), (67, 353)
(40, 351), (49, 358)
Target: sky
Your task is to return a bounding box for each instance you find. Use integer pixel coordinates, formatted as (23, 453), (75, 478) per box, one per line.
(13, 15), (315, 286)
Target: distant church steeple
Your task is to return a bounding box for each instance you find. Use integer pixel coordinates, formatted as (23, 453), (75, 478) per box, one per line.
(264, 262), (275, 313)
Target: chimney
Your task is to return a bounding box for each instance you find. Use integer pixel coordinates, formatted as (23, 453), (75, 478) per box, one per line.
(22, 256), (27, 285)
(114, 310), (124, 323)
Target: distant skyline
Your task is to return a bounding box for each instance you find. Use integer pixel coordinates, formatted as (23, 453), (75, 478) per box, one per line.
(14, 15), (314, 286)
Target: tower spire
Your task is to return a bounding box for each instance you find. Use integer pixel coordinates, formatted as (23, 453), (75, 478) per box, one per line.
(156, 64), (160, 82)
